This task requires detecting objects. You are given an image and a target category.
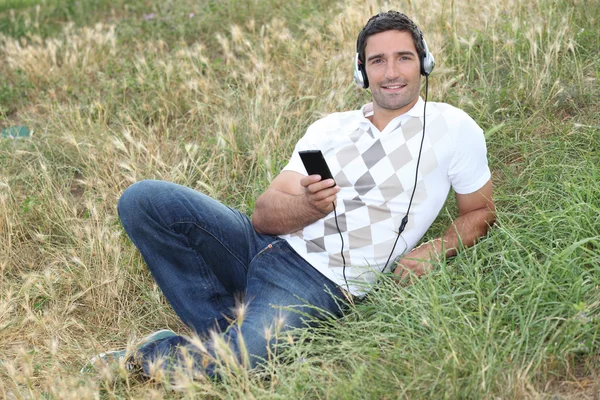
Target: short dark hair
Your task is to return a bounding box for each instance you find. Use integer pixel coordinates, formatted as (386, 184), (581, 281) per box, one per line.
(356, 11), (425, 65)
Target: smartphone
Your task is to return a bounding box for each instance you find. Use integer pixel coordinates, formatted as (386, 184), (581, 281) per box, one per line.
(298, 150), (334, 181)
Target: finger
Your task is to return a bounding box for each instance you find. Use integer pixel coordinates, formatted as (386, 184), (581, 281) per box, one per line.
(400, 269), (409, 280)
(306, 179), (337, 193)
(311, 194), (339, 213)
(300, 174), (324, 188)
(309, 186), (340, 202)
(310, 193), (338, 212)
(314, 199), (337, 214)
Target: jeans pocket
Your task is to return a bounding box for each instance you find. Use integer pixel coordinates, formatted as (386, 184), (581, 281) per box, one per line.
(253, 238), (291, 259)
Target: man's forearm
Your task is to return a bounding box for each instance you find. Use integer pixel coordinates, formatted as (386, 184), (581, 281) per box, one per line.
(424, 207), (496, 260)
(394, 206), (495, 278)
(252, 189), (326, 235)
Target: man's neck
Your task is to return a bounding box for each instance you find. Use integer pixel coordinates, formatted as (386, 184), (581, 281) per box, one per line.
(369, 97), (419, 131)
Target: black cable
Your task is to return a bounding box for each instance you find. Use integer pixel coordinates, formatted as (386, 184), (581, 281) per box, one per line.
(381, 74), (429, 273)
(333, 201), (348, 292)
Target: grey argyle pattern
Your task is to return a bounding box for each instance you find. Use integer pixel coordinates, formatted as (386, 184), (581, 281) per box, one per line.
(280, 101), (491, 295)
(294, 115), (444, 270)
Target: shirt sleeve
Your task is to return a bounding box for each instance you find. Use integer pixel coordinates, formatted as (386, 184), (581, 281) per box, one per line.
(447, 114), (491, 194)
(282, 115), (337, 175)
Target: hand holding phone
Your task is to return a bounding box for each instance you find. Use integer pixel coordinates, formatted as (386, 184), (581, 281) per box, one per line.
(298, 150), (338, 214)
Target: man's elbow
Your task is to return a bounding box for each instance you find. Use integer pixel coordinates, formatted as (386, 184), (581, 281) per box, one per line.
(251, 200), (268, 234)
(252, 196), (283, 235)
(483, 204), (497, 232)
(488, 210), (497, 227)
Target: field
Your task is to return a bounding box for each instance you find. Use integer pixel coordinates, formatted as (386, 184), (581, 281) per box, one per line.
(0, 0), (598, 398)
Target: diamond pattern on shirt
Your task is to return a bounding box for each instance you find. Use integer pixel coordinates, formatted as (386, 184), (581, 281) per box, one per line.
(279, 101), (490, 296)
(307, 237), (325, 253)
(411, 181), (429, 203)
(326, 121), (430, 261)
(389, 143), (412, 172)
(345, 206), (371, 231)
(324, 214), (346, 236)
(355, 171), (377, 195)
(374, 236), (404, 264)
(402, 118), (422, 140)
(349, 128), (363, 143)
(362, 140), (387, 169)
(420, 148), (439, 177)
(343, 198), (364, 213)
(337, 143), (361, 167)
(380, 173), (404, 202)
(334, 170), (351, 187)
(368, 203), (392, 224)
(328, 250), (351, 268)
(287, 114), (441, 275)
(348, 225), (373, 249)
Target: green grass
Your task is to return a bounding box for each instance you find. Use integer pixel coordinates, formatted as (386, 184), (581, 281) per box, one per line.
(0, 0), (598, 398)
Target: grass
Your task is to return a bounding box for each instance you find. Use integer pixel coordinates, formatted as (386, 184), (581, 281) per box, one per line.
(0, 0), (598, 398)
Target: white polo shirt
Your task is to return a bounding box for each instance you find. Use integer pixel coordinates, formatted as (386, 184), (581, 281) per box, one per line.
(279, 98), (491, 295)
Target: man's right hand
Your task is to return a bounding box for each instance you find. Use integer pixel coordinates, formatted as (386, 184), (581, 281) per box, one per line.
(300, 175), (340, 215)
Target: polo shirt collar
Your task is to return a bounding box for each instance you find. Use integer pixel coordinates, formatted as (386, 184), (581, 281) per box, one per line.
(361, 97), (427, 118)
(359, 97), (430, 133)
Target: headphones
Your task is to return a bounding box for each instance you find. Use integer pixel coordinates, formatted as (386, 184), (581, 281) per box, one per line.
(353, 28), (435, 89)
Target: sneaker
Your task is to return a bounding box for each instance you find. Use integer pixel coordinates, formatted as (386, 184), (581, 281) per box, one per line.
(81, 329), (178, 373)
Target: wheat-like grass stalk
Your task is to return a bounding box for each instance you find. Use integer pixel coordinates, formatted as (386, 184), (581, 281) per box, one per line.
(0, 0), (597, 397)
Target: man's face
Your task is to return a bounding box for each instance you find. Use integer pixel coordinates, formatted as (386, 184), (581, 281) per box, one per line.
(364, 30), (421, 116)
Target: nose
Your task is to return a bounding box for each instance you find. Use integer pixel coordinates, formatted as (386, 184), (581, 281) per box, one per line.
(384, 61), (400, 80)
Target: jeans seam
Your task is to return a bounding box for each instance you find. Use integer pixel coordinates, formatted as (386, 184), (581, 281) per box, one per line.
(168, 221), (247, 268)
(169, 220), (247, 311)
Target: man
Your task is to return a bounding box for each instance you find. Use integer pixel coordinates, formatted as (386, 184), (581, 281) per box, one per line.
(91, 11), (495, 378)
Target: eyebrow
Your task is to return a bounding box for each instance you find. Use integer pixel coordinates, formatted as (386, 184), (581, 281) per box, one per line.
(366, 50), (416, 62)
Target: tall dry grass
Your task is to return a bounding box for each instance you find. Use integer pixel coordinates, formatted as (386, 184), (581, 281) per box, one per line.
(0, 0), (598, 398)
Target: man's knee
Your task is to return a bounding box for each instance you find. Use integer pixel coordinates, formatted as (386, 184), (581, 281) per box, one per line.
(117, 180), (168, 228)
(119, 180), (151, 213)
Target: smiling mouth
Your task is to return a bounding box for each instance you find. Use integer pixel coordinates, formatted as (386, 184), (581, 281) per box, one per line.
(381, 83), (407, 90)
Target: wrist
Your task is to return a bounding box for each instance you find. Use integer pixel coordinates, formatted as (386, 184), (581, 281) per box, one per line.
(430, 238), (457, 260)
(430, 238), (444, 256)
(415, 239), (445, 263)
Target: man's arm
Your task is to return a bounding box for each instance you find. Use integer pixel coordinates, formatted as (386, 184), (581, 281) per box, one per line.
(252, 171), (341, 235)
(394, 180), (496, 279)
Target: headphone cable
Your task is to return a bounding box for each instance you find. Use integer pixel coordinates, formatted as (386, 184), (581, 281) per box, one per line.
(382, 74), (429, 273)
(333, 201), (348, 292)
(338, 75), (430, 290)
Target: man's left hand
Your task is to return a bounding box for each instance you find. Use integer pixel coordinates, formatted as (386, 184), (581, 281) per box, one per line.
(393, 239), (442, 280)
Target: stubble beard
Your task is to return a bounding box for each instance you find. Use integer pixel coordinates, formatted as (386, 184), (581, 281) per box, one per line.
(371, 80), (420, 112)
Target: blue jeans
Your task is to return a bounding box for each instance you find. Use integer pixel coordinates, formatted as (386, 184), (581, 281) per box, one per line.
(117, 180), (347, 377)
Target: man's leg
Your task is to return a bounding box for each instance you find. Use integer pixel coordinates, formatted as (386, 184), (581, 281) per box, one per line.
(135, 239), (348, 378)
(117, 179), (274, 334)
(235, 238), (348, 369)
